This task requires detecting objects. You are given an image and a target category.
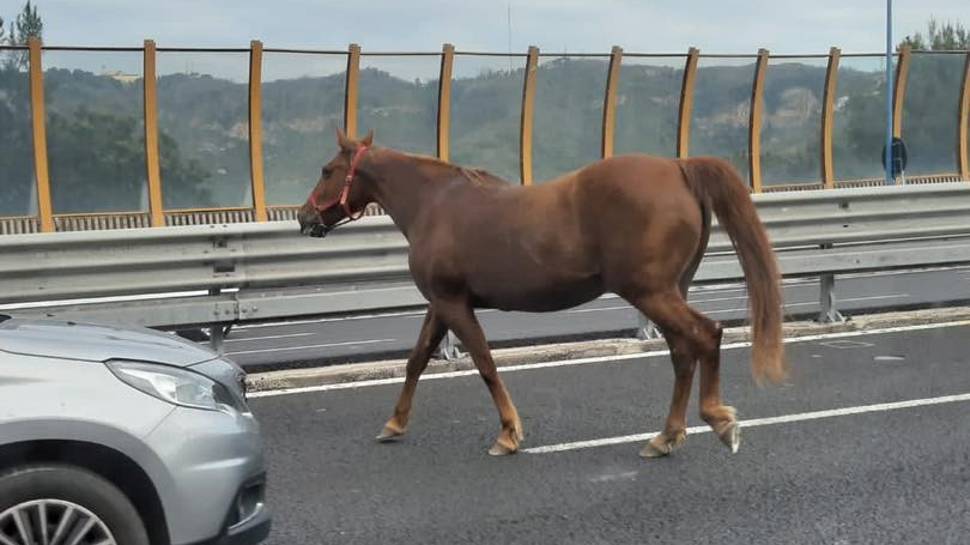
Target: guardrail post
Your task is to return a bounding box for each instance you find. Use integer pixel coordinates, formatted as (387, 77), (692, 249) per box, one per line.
(818, 265), (846, 324)
(892, 45), (912, 184)
(820, 47), (841, 189)
(435, 331), (461, 361)
(207, 288), (227, 353)
(28, 37), (54, 233)
(601, 46), (623, 159)
(676, 47), (700, 158)
(248, 40), (268, 222)
(436, 43), (455, 162)
(636, 313), (663, 340)
(519, 46), (539, 185)
(344, 43), (361, 138)
(143, 40), (165, 227)
(958, 51), (970, 181)
(749, 49), (769, 193)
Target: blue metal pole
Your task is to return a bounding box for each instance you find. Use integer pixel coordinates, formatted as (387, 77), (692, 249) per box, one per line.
(885, 0), (894, 185)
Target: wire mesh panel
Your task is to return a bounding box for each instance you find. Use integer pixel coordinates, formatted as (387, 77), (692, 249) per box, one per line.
(690, 56), (758, 182)
(760, 56), (827, 185)
(0, 47), (35, 218)
(832, 55), (891, 181)
(532, 54), (609, 182)
(262, 51), (347, 206)
(42, 50), (146, 213)
(156, 51), (250, 210)
(449, 54), (525, 182)
(357, 54), (439, 157)
(902, 52), (965, 175)
(614, 55), (683, 158)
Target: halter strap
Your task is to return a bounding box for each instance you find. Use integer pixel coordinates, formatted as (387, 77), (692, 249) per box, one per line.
(308, 145), (369, 226)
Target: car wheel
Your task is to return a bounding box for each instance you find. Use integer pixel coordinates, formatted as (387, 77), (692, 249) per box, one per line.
(0, 464), (149, 545)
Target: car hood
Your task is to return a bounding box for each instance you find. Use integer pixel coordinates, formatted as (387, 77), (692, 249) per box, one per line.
(0, 317), (217, 366)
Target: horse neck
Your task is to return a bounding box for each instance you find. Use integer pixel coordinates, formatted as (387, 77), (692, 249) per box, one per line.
(364, 152), (450, 237)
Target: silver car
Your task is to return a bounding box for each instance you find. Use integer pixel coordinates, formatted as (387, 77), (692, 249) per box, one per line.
(0, 314), (270, 545)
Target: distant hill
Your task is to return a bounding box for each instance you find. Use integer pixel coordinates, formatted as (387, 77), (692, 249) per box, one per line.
(0, 55), (964, 216)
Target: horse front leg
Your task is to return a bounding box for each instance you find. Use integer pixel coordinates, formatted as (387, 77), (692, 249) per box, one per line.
(377, 308), (447, 441)
(434, 298), (523, 455)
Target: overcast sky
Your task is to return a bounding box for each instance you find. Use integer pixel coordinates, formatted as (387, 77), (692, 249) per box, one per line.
(1, 1), (966, 79)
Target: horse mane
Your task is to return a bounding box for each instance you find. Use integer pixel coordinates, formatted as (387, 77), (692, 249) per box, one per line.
(396, 150), (511, 187)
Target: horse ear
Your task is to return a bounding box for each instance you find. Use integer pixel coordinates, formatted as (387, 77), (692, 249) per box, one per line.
(361, 129), (374, 147)
(336, 126), (352, 151)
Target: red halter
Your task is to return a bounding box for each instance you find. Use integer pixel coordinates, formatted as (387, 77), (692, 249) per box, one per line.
(307, 145), (369, 229)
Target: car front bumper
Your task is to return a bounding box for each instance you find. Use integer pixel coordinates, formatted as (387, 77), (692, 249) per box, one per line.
(145, 406), (270, 545)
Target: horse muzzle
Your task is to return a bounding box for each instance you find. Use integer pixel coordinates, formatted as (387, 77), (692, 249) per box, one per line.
(299, 222), (332, 238)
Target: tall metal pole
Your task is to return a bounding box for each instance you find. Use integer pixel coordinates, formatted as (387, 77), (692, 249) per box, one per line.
(885, 0), (894, 185)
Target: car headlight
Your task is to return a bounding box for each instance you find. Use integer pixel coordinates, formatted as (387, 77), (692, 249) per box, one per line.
(107, 359), (236, 412)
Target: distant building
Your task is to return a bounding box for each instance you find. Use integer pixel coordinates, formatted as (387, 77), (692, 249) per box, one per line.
(101, 70), (141, 85)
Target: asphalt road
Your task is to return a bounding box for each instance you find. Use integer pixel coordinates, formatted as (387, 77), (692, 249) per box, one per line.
(226, 267), (970, 369)
(250, 322), (970, 545)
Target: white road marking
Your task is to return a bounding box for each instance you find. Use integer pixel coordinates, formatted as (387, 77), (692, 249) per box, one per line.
(246, 319), (970, 398)
(226, 332), (316, 343)
(228, 338), (396, 356)
(523, 392), (970, 454)
(236, 292), (911, 351)
(566, 305), (632, 314)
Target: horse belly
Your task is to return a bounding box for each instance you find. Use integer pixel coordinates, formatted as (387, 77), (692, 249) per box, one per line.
(471, 272), (604, 312)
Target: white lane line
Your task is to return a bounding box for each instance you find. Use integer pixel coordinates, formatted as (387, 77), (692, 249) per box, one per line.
(523, 392), (970, 454)
(566, 305), (631, 314)
(246, 319), (970, 398)
(228, 338), (396, 356)
(233, 288), (757, 331)
(235, 310), (430, 329)
(226, 332), (317, 343)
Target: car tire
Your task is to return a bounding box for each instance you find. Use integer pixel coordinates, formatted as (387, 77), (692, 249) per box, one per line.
(0, 464), (150, 545)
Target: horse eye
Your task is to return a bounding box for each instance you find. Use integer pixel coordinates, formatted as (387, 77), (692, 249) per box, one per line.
(321, 167), (331, 178)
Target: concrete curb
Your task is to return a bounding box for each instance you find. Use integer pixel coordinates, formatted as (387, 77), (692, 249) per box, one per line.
(246, 305), (970, 392)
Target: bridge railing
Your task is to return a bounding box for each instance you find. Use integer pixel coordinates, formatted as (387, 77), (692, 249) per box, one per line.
(0, 40), (968, 234)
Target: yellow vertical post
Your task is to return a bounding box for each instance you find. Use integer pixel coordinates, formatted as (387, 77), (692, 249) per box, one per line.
(891, 45), (912, 185)
(143, 40), (165, 226)
(892, 45), (912, 140)
(956, 52), (969, 181)
(248, 40), (268, 221)
(601, 46), (623, 159)
(27, 37), (53, 232)
(820, 47), (841, 189)
(344, 43), (361, 138)
(748, 48), (769, 193)
(677, 47), (700, 159)
(436, 43), (455, 161)
(519, 46), (539, 185)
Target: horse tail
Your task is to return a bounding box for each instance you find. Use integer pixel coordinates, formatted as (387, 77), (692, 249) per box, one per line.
(679, 157), (786, 384)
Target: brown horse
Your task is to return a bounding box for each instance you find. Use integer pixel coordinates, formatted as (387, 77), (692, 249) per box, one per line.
(299, 129), (785, 458)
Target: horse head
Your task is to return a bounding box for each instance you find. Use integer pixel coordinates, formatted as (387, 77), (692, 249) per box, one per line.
(298, 127), (375, 237)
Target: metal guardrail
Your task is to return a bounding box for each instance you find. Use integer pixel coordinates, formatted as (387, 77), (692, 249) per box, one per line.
(4, 183), (970, 350)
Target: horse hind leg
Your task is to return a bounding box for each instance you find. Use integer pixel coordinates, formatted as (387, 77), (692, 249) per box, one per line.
(631, 289), (735, 457)
(640, 327), (696, 458)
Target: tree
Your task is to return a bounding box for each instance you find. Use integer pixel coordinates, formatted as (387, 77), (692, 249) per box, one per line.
(12, 1), (42, 69)
(900, 18), (969, 50)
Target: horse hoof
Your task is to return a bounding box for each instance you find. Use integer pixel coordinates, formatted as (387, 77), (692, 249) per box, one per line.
(488, 440), (519, 456)
(718, 422), (741, 454)
(639, 432), (685, 459)
(639, 441), (671, 459)
(375, 423), (405, 442)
